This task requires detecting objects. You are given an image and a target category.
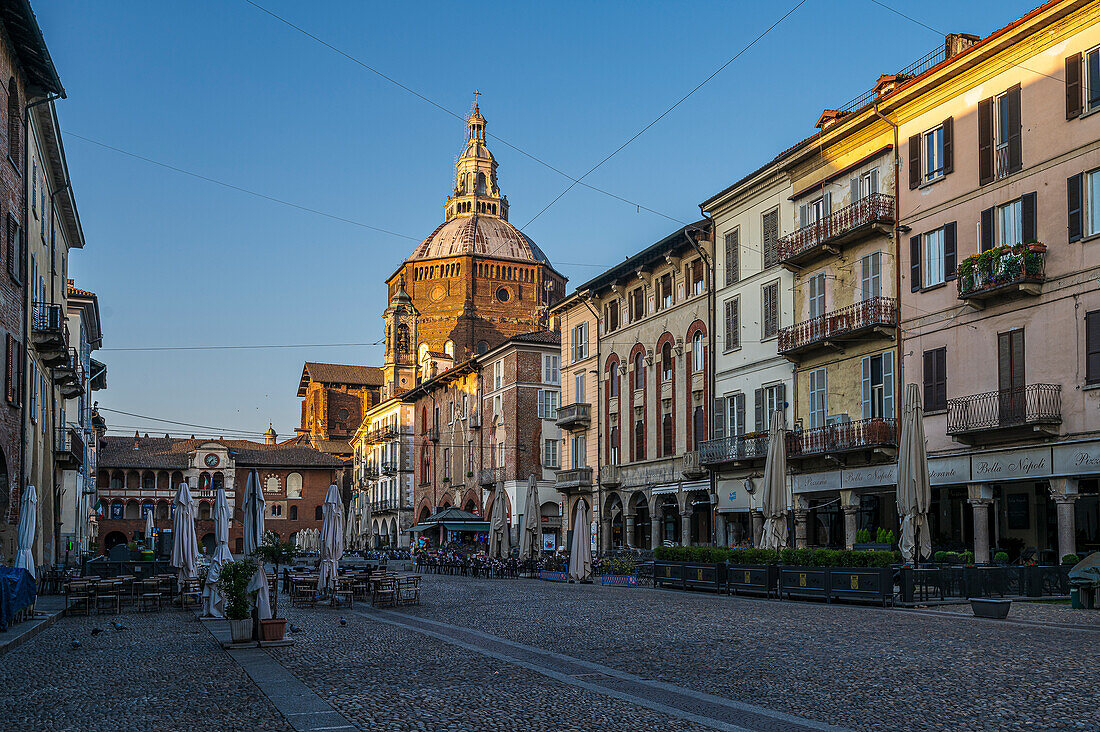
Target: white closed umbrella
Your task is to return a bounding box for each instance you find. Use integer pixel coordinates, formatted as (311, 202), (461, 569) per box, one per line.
(519, 474), (541, 561)
(145, 507), (154, 551)
(242, 470), (271, 619)
(13, 485), (37, 579)
(567, 499), (592, 582)
(171, 482), (199, 586)
(897, 383), (932, 564)
(758, 410), (790, 550)
(317, 484), (345, 593)
(203, 486), (234, 617)
(489, 482), (511, 560)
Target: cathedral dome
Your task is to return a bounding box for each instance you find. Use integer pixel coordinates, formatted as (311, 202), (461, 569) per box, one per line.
(409, 213), (551, 265)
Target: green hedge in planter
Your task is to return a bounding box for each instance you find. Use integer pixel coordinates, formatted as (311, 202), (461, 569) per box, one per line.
(655, 546), (899, 568)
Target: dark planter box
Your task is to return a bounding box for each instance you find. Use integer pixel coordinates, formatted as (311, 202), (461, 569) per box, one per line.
(601, 573), (638, 587)
(653, 561), (725, 592)
(539, 570), (568, 582)
(970, 598), (1011, 619)
(779, 566), (829, 601)
(853, 543), (893, 552)
(828, 566), (893, 606)
(726, 564), (779, 598)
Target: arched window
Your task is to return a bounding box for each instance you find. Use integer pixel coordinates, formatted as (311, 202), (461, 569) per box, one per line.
(661, 342), (673, 382)
(7, 78), (18, 164)
(633, 352), (644, 390)
(444, 340), (454, 357)
(266, 476), (279, 494)
(609, 425), (620, 465)
(634, 418), (646, 460)
(289, 505), (298, 521)
(396, 324), (410, 355)
(212, 472), (224, 491)
(476, 172), (487, 195)
(287, 473), (303, 499)
(142, 472), (155, 492)
(315, 505), (323, 521)
(662, 412), (674, 457)
(692, 332), (704, 372)
(609, 363), (619, 398)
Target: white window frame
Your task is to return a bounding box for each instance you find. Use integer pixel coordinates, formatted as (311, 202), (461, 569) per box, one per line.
(726, 393), (745, 437)
(544, 438), (559, 469)
(923, 228), (946, 288)
(574, 371), (586, 403)
(537, 389), (559, 419)
(996, 198), (1023, 248)
(571, 322), (589, 362)
(1088, 168), (1100, 237)
(764, 384), (784, 422)
(808, 273), (825, 320)
(493, 360), (504, 391)
(692, 332), (704, 372)
(543, 354), (560, 385)
(861, 251), (882, 300)
(923, 125), (944, 183)
(1086, 45), (1100, 113)
(571, 434), (586, 469)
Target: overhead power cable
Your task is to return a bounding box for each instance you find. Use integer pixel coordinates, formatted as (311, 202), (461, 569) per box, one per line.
(97, 406), (273, 436)
(520, 0), (810, 229)
(100, 339), (384, 352)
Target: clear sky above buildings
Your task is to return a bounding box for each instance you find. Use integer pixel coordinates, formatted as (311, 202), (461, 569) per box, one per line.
(43, 0), (1037, 440)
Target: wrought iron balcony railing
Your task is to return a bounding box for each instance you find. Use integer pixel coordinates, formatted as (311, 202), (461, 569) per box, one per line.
(947, 384), (1061, 436)
(555, 466), (594, 491)
(370, 498), (410, 513)
(778, 193), (894, 264)
(957, 247), (1044, 303)
(788, 417), (898, 458)
(381, 460), (401, 475)
(778, 297), (898, 356)
(555, 402), (591, 431)
(55, 426), (84, 468)
(479, 467), (504, 487)
(699, 433), (769, 465)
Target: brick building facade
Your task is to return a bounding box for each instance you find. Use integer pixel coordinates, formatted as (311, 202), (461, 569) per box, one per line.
(95, 434), (343, 555)
(0, 3), (66, 567)
(296, 361), (383, 457)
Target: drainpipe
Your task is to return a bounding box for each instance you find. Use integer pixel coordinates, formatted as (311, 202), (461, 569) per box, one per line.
(684, 220), (715, 545)
(579, 294), (601, 555)
(873, 103), (903, 430)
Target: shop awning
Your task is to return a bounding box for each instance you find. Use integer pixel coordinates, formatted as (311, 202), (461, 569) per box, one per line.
(410, 521), (489, 533)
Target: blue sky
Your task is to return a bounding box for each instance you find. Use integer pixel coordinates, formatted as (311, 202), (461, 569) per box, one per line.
(39, 0), (1037, 440)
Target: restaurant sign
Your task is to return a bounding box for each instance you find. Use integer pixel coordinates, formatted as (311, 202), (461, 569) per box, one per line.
(842, 464), (897, 490)
(928, 455), (971, 486)
(971, 447), (1051, 481)
(1052, 441), (1100, 477)
(792, 471), (840, 494)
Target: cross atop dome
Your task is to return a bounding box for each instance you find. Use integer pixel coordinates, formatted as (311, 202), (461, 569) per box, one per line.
(446, 96), (508, 221)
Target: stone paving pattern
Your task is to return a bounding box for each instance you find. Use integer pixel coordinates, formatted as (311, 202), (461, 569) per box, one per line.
(0, 610), (293, 732)
(384, 576), (1100, 732)
(931, 599), (1099, 626)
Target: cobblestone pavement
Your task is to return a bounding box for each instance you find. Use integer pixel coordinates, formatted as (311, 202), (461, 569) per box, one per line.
(362, 575), (1097, 732)
(929, 598), (1098, 625)
(0, 609), (293, 732)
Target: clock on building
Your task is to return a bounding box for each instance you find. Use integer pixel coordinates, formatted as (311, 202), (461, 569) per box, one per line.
(204, 453), (220, 468)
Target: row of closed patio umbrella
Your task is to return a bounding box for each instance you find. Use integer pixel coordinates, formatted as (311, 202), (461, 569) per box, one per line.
(756, 382), (931, 562)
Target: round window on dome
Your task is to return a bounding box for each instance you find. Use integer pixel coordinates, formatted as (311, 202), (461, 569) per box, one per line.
(496, 287), (511, 302)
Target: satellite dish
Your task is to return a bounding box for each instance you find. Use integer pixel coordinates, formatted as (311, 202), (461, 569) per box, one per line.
(743, 477), (756, 495)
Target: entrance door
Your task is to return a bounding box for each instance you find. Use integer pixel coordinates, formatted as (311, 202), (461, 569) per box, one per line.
(998, 329), (1025, 425)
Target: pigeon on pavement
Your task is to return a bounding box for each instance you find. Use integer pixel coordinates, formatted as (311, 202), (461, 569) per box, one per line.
(90, 628), (103, 636)
(339, 617), (347, 627)
(112, 622), (128, 631)
(70, 640), (81, 649)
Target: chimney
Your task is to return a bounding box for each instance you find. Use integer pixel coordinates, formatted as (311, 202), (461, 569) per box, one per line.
(945, 33), (980, 60)
(133, 430), (140, 450)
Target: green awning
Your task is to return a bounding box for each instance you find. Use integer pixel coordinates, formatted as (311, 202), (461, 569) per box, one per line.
(409, 521), (490, 533)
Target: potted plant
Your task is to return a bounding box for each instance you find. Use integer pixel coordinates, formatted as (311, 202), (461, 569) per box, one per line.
(252, 531), (296, 641)
(993, 551), (1010, 565)
(600, 555), (639, 587)
(216, 558), (258, 643)
(466, 471), (474, 478)
(1026, 240), (1047, 253)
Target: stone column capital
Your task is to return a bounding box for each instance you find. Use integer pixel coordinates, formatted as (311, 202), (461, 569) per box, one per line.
(1052, 493), (1078, 506)
(967, 497), (993, 508)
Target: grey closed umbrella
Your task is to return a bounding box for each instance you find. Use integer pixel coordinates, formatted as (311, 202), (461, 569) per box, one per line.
(758, 410), (790, 550)
(363, 492), (374, 550)
(897, 383), (932, 563)
(489, 482), (511, 559)
(242, 470), (271, 619)
(567, 499), (592, 582)
(171, 482), (199, 586)
(203, 486), (234, 617)
(519, 474), (541, 560)
(13, 485), (37, 579)
(317, 484), (344, 594)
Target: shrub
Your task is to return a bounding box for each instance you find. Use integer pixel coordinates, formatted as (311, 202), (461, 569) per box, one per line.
(1062, 554), (1081, 566)
(655, 546), (899, 568)
(932, 551), (947, 563)
(993, 551), (1009, 563)
(856, 528), (871, 544)
(216, 558), (259, 621)
(962, 551), (975, 565)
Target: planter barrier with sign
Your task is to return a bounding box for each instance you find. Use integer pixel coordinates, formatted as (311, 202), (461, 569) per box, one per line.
(725, 564), (779, 598)
(653, 561), (725, 593)
(827, 566), (893, 607)
(779, 566), (830, 601)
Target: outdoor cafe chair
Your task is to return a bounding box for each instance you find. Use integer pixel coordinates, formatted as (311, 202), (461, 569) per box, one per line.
(371, 577), (397, 608)
(65, 581), (92, 616)
(397, 576), (420, 606)
(95, 580), (122, 614)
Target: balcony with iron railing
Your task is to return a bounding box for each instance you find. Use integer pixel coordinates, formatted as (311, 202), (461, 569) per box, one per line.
(362, 465), (381, 481)
(32, 302), (69, 366)
(555, 402), (591, 431)
(55, 426), (84, 469)
(478, 467), (504, 487)
(787, 418), (898, 460)
(59, 349), (84, 399)
(382, 459), (401, 475)
(778, 193), (894, 267)
(957, 246), (1045, 307)
(555, 466), (594, 492)
(371, 498), (411, 513)
(699, 432), (769, 466)
(778, 297), (898, 358)
(947, 384), (1061, 443)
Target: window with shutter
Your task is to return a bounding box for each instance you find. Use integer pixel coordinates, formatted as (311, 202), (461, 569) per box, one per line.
(761, 281), (779, 339)
(909, 235), (921, 292)
(662, 412), (674, 457)
(713, 397), (726, 440)
(762, 209), (779, 268)
(808, 274), (825, 319)
(944, 223), (957, 281)
(908, 134), (921, 189)
(980, 207), (994, 252)
(1068, 173), (1084, 242)
(942, 117), (954, 175)
(1021, 192), (1037, 242)
(808, 368), (827, 428)
(1086, 46), (1100, 114)
(724, 297), (739, 351)
(978, 96), (994, 185)
(1067, 52), (1083, 119)
(1086, 310), (1100, 385)
(923, 347), (947, 411)
(754, 387), (764, 432)
(724, 229), (739, 286)
(860, 252), (881, 300)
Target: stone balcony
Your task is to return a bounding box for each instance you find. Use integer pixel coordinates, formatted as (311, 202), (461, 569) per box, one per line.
(555, 403), (591, 431)
(555, 467), (594, 492)
(947, 384), (1061, 444)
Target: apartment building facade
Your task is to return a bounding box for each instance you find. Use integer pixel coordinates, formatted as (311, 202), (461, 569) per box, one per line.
(699, 159), (795, 548)
(895, 0), (1100, 563)
(555, 223), (713, 550)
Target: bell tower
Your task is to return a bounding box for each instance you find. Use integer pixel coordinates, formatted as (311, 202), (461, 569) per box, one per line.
(382, 274), (417, 398)
(445, 92), (509, 222)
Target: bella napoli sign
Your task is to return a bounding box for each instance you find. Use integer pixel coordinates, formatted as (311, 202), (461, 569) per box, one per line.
(971, 447), (1050, 481)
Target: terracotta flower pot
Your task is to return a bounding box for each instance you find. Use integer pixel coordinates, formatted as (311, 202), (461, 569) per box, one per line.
(260, 618), (286, 641)
(1028, 242), (1047, 253)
